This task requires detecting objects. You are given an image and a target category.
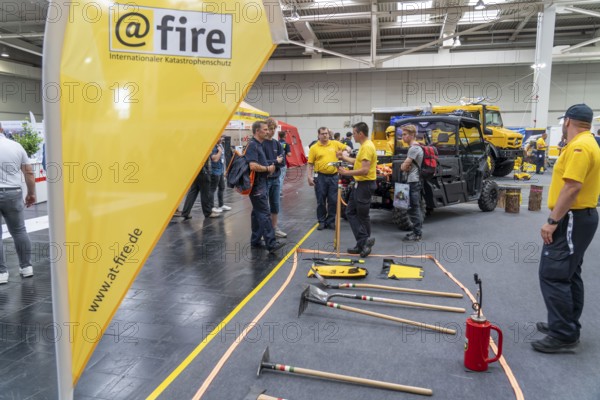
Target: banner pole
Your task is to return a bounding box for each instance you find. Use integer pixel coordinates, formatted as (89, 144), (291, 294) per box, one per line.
(43, 1), (73, 398)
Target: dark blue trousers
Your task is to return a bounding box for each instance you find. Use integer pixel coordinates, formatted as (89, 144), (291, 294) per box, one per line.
(408, 181), (423, 236)
(250, 181), (276, 248)
(315, 173), (338, 226)
(346, 180), (376, 249)
(539, 208), (598, 341)
(535, 150), (546, 173)
(182, 172), (213, 217)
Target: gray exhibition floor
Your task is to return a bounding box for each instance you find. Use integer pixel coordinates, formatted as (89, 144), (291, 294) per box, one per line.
(1, 167), (600, 399)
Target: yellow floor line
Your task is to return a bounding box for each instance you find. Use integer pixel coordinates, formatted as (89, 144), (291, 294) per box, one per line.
(192, 251), (298, 399)
(146, 224), (318, 400)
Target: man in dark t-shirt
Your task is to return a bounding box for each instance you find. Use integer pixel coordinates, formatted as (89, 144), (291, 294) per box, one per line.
(245, 121), (285, 254)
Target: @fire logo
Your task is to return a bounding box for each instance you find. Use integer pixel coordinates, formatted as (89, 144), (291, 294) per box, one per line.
(115, 12), (150, 48)
(110, 6), (232, 59)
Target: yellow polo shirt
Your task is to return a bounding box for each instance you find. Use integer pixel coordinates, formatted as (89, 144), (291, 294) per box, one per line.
(548, 131), (600, 210)
(354, 139), (378, 181)
(536, 137), (547, 151)
(308, 140), (347, 174)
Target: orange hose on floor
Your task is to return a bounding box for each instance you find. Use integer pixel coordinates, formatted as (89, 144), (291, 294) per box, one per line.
(193, 253), (299, 399)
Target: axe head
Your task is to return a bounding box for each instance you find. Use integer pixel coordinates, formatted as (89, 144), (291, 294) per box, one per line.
(243, 385), (266, 400)
(310, 266), (331, 287)
(256, 347), (270, 377)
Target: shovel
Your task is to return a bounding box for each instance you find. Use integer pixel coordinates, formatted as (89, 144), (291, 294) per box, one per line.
(313, 284), (465, 313)
(257, 347), (432, 396)
(299, 285), (457, 335)
(312, 267), (463, 298)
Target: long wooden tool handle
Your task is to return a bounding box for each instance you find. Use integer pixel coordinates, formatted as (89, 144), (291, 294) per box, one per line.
(257, 395), (286, 400)
(335, 187), (341, 258)
(289, 365), (433, 396)
(364, 295), (466, 313)
(330, 302), (457, 335)
(355, 283), (463, 298)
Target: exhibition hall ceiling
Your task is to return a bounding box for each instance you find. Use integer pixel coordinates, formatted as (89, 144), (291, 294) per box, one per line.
(0, 0), (599, 69)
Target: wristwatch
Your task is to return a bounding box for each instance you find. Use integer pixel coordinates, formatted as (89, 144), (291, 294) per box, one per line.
(547, 217), (559, 225)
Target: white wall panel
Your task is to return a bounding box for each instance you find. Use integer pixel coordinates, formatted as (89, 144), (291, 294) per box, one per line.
(0, 75), (42, 120)
(251, 63), (599, 146)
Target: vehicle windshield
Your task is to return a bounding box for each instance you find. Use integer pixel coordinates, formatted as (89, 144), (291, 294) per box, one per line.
(485, 110), (503, 127)
(398, 121), (457, 154)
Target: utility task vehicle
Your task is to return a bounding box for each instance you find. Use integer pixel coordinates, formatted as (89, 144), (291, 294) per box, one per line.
(342, 115), (499, 230)
(432, 101), (523, 177)
(371, 100), (524, 177)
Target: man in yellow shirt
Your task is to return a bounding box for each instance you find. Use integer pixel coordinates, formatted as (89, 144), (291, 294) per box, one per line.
(338, 122), (378, 257)
(307, 127), (350, 230)
(533, 104), (600, 353)
(535, 132), (548, 174)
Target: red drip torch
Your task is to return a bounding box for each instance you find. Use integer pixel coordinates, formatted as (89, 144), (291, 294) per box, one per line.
(464, 274), (503, 372)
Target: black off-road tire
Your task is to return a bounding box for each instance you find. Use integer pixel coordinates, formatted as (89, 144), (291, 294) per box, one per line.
(478, 180), (499, 211)
(392, 208), (413, 231)
(392, 197), (427, 230)
(491, 160), (515, 177)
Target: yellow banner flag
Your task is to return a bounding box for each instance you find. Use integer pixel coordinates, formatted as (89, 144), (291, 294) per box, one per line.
(43, 0), (286, 392)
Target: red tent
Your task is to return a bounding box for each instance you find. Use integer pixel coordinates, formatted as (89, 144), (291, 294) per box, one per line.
(278, 120), (307, 167)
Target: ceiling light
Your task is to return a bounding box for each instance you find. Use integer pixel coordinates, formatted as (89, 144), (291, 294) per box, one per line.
(453, 36), (462, 47)
(474, 0), (486, 10)
(530, 63), (546, 69)
(0, 52), (8, 58)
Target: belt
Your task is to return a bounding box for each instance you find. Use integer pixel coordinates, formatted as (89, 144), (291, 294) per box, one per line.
(570, 208), (595, 214)
(0, 187), (20, 191)
(317, 172), (338, 176)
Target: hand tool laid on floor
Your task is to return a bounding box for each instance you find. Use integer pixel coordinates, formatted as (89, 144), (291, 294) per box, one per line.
(299, 285), (457, 335)
(312, 267), (463, 298)
(307, 280), (465, 313)
(257, 347), (433, 396)
(303, 257), (366, 265)
(307, 264), (368, 279)
(243, 385), (287, 400)
(380, 258), (424, 280)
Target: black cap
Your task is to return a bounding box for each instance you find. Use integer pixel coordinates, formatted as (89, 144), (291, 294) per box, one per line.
(558, 104), (594, 123)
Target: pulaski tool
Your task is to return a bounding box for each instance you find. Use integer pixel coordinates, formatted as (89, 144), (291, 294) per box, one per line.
(257, 347), (433, 396)
(312, 267), (463, 298)
(299, 285), (457, 335)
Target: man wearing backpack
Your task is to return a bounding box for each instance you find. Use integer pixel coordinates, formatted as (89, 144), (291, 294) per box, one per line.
(400, 124), (424, 242)
(246, 121), (285, 254)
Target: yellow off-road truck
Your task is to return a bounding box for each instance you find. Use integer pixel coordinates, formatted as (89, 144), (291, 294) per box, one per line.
(432, 102), (523, 177)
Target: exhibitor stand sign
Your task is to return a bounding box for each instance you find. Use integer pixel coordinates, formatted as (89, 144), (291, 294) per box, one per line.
(43, 1), (287, 397)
